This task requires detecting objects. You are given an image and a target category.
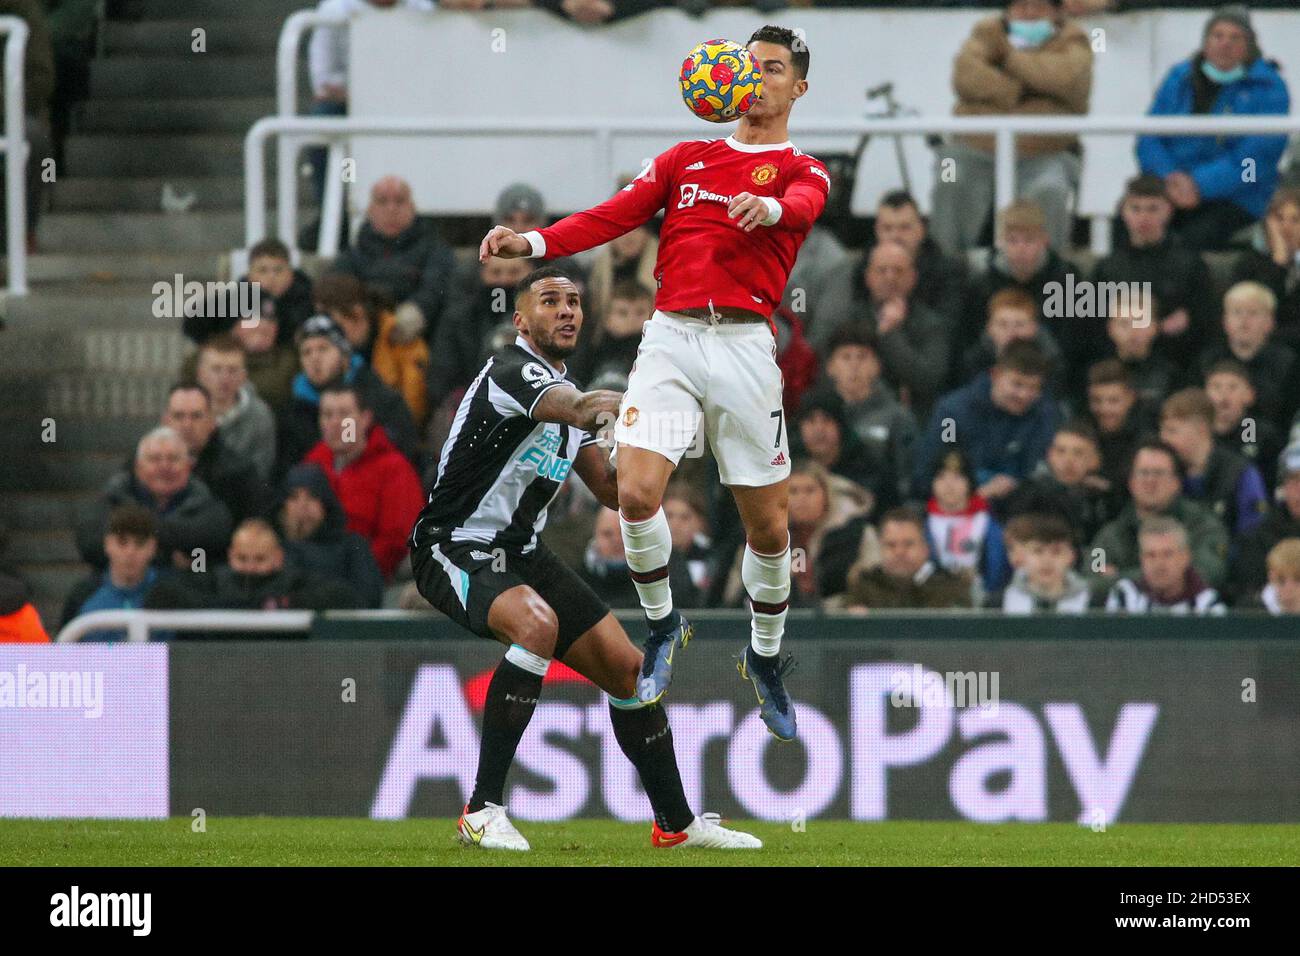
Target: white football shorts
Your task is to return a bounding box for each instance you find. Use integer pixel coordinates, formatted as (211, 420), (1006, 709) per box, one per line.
(612, 309), (790, 487)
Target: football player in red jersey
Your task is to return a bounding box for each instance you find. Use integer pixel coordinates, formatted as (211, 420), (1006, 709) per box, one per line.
(478, 25), (829, 741)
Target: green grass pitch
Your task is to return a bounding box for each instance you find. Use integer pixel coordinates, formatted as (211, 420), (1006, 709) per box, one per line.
(2, 819), (1297, 866)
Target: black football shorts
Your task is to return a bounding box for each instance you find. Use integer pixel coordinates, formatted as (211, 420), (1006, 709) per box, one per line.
(410, 536), (609, 660)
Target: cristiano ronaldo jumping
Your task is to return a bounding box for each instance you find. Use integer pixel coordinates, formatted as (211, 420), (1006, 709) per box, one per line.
(479, 25), (829, 741)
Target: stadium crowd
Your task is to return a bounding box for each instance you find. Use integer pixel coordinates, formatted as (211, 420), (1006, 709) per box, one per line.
(7, 0), (1300, 645)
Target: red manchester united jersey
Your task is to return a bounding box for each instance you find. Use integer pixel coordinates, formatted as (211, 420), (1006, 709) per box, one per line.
(523, 135), (830, 318)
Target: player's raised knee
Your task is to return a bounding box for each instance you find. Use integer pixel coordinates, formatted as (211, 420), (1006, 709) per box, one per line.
(509, 599), (559, 658)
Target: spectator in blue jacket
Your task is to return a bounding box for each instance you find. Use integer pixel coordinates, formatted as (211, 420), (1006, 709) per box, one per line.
(60, 505), (167, 642)
(1136, 5), (1291, 250)
(913, 339), (1061, 505)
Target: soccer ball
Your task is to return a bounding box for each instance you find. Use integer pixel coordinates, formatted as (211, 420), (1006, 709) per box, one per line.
(679, 38), (762, 124)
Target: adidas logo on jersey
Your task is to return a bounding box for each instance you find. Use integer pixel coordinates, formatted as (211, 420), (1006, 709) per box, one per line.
(771, 451), (787, 467)
(685, 161), (705, 170)
(470, 550), (495, 561)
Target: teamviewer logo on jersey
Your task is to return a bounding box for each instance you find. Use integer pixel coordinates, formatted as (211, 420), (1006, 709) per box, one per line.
(677, 184), (732, 210)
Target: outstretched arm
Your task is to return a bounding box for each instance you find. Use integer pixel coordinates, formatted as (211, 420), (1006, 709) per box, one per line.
(531, 384), (622, 434)
(573, 442), (619, 511)
(479, 144), (679, 262)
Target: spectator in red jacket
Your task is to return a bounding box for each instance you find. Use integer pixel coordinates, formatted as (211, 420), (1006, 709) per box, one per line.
(304, 383), (424, 579)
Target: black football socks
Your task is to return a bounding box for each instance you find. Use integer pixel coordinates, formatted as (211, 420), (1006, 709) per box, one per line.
(608, 700), (695, 832)
(467, 657), (544, 813)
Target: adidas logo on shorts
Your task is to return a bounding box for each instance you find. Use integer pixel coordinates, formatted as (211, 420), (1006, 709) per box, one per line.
(770, 451), (787, 466)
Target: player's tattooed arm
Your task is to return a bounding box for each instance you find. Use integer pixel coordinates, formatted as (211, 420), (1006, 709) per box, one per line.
(573, 443), (620, 511)
(531, 385), (622, 434)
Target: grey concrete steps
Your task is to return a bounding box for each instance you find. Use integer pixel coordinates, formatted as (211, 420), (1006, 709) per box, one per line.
(38, 209), (245, 253)
(6, 530), (81, 565)
(0, 416), (159, 453)
(0, 492), (95, 531)
(10, 252), (225, 285)
(89, 56), (275, 99)
(75, 96), (277, 134)
(102, 19), (287, 56)
(54, 175), (315, 213)
(17, 452), (129, 493)
(65, 133), (255, 177)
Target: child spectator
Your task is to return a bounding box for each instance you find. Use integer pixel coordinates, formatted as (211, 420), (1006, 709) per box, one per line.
(992, 513), (1095, 613)
(1204, 358), (1285, 491)
(1259, 538), (1300, 615)
(60, 505), (164, 641)
(1001, 420), (1117, 547)
(1229, 443), (1300, 604)
(184, 239), (313, 346)
(821, 327), (915, 506)
(1198, 281), (1296, 424)
(1159, 387), (1268, 537)
(1106, 516), (1226, 614)
(314, 272), (430, 429)
(959, 287), (1063, 393)
(924, 449), (1009, 600)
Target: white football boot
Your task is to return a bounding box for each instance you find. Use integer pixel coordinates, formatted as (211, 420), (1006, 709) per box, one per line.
(651, 813), (762, 849)
(457, 803), (531, 851)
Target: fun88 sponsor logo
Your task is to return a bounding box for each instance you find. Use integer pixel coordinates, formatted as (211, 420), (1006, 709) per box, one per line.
(518, 428), (572, 481)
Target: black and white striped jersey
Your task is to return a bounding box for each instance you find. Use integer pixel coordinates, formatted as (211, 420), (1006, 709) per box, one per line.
(410, 335), (597, 555)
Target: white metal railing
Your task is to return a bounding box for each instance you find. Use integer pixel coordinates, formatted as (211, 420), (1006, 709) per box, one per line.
(0, 16), (28, 296)
(243, 113), (1300, 260)
(276, 8), (348, 251)
(56, 609), (314, 643)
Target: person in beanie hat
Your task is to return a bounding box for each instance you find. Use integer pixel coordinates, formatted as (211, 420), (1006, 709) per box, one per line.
(275, 314), (420, 481)
(793, 388), (897, 512)
(1136, 3), (1290, 250)
(495, 183), (547, 234)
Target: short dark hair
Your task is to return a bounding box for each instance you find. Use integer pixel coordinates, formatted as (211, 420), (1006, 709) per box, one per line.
(319, 382), (371, 413)
(168, 381), (211, 406)
(825, 325), (878, 358)
(107, 504), (157, 541)
(1087, 358), (1133, 390)
(878, 190), (919, 214)
(1130, 439), (1184, 481)
(1205, 357), (1253, 386)
(995, 339), (1049, 379)
(514, 265), (576, 305)
(879, 505), (925, 536)
(1017, 513), (1075, 548)
(1055, 418), (1100, 449)
(748, 25), (809, 80)
(1125, 174), (1169, 201)
(249, 237), (291, 264)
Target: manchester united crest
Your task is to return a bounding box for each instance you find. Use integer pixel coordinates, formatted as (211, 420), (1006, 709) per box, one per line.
(623, 406), (639, 427)
(750, 162), (778, 186)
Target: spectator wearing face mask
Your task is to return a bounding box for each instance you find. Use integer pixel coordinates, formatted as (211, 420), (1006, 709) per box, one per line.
(930, 0), (1094, 255)
(1136, 5), (1290, 251)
